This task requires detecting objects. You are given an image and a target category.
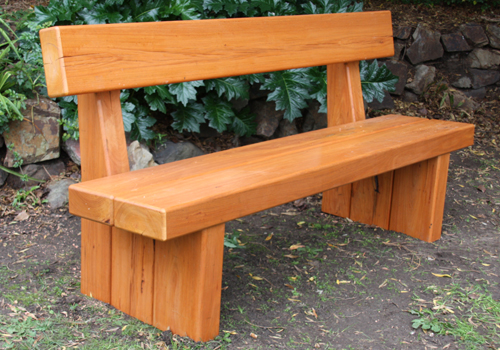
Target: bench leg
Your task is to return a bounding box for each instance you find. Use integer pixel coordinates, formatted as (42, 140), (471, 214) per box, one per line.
(111, 230), (155, 324)
(81, 219), (111, 303)
(389, 154), (450, 242)
(322, 172), (394, 229)
(153, 224), (225, 341)
(349, 171), (394, 229)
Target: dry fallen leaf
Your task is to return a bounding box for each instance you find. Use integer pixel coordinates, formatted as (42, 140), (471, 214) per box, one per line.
(265, 233), (273, 241)
(250, 333), (258, 339)
(13, 210), (29, 222)
(477, 184), (486, 192)
(284, 254), (298, 259)
(432, 273), (452, 278)
(289, 244), (305, 250)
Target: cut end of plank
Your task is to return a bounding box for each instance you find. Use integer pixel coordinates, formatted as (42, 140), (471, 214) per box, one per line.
(114, 199), (167, 241)
(68, 184), (114, 225)
(39, 27), (69, 97)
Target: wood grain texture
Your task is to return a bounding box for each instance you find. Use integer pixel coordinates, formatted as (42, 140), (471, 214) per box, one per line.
(111, 230), (155, 324)
(76, 91), (129, 303)
(322, 61), (366, 218)
(39, 12), (394, 97)
(70, 116), (474, 240)
(389, 154), (451, 242)
(153, 224), (225, 341)
(70, 115), (422, 228)
(38, 26), (67, 97)
(349, 171), (394, 229)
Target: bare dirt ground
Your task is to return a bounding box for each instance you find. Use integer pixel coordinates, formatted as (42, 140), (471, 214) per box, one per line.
(1, 1), (500, 349)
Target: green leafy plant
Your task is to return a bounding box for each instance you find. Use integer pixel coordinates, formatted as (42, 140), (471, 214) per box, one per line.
(27, 0), (397, 141)
(224, 231), (245, 249)
(11, 185), (46, 210)
(409, 309), (442, 332)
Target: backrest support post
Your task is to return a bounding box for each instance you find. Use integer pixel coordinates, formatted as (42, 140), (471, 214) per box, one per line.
(327, 62), (365, 127)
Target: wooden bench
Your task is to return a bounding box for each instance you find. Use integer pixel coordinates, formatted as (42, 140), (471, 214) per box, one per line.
(39, 11), (474, 341)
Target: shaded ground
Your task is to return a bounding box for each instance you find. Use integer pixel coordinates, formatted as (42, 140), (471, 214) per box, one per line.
(1, 144), (499, 349)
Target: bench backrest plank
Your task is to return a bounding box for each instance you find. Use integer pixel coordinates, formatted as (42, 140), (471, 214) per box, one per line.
(40, 11), (393, 97)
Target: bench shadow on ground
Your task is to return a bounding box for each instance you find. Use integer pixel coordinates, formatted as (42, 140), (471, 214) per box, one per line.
(0, 145), (499, 350)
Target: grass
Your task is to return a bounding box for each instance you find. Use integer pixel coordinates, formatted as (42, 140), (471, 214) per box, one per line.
(409, 283), (500, 348)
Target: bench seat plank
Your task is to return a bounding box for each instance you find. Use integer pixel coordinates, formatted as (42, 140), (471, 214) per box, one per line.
(69, 115), (474, 241)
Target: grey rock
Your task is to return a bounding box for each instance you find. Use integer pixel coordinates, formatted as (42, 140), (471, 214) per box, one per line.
(486, 25), (500, 49)
(47, 178), (77, 209)
(468, 48), (500, 69)
(368, 91), (395, 110)
(385, 60), (409, 96)
(393, 42), (406, 60)
(3, 98), (61, 167)
(394, 26), (412, 40)
(153, 140), (204, 165)
(128, 141), (156, 171)
(407, 24), (444, 64)
(462, 88), (486, 100)
(406, 65), (436, 95)
(302, 100), (327, 132)
(447, 89), (479, 111)
(277, 119), (298, 138)
(62, 138), (81, 166)
(7, 159), (65, 189)
(460, 24), (489, 47)
(441, 33), (471, 52)
(451, 76), (472, 89)
(470, 69), (500, 89)
(231, 97), (249, 112)
(402, 90), (419, 103)
(250, 99), (284, 138)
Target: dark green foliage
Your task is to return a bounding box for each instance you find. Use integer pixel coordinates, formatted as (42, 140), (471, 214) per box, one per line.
(262, 69), (311, 121)
(23, 0), (397, 141)
(360, 60), (399, 103)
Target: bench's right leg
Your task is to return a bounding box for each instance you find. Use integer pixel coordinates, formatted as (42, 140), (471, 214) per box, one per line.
(389, 154), (450, 242)
(153, 224), (225, 341)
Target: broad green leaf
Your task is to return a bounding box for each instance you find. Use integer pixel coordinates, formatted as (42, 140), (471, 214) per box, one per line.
(144, 93), (167, 114)
(243, 73), (266, 84)
(144, 85), (175, 113)
(232, 107), (256, 137)
(34, 6), (58, 25)
(302, 2), (318, 14)
(122, 102), (136, 132)
(205, 77), (249, 100)
(168, 80), (205, 106)
(133, 0), (164, 22)
(170, 0), (202, 20)
(203, 0), (225, 12)
(171, 103), (205, 133)
(134, 115), (157, 141)
(309, 66), (327, 113)
(225, 0), (240, 16)
(203, 94), (234, 133)
(360, 60), (399, 103)
(262, 69), (310, 121)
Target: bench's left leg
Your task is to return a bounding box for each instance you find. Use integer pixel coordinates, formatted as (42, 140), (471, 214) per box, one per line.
(389, 154), (451, 242)
(153, 224), (225, 341)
